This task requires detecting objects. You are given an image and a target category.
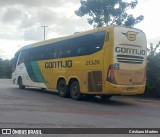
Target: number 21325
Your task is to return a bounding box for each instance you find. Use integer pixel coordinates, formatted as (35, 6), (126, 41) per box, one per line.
(85, 60), (100, 65)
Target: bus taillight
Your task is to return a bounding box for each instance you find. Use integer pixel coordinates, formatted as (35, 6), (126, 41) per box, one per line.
(107, 64), (117, 84)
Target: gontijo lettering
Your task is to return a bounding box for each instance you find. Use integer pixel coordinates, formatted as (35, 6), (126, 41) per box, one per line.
(115, 47), (145, 55)
(45, 60), (72, 68)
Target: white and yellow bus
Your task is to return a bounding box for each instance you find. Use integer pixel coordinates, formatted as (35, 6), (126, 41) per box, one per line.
(11, 26), (147, 100)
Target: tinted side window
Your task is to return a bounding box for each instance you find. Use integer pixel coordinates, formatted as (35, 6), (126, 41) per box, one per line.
(72, 30), (106, 56)
(18, 50), (28, 65)
(11, 52), (20, 71)
(58, 41), (75, 58)
(86, 31), (106, 54)
(26, 30), (106, 61)
(28, 46), (46, 61)
(43, 43), (59, 60)
(56, 30), (106, 58)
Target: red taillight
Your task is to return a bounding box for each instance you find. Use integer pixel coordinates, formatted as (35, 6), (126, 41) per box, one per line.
(107, 64), (117, 84)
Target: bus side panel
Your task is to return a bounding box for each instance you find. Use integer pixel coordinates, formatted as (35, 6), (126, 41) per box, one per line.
(17, 62), (47, 88)
(37, 50), (104, 94)
(103, 28), (114, 94)
(82, 50), (105, 94)
(103, 46), (114, 94)
(37, 58), (83, 89)
(37, 60), (59, 89)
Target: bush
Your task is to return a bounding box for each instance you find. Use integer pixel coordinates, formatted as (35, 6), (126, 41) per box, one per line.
(145, 42), (160, 98)
(0, 58), (12, 79)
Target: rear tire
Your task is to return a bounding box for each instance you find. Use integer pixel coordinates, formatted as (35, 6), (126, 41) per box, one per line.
(57, 79), (69, 97)
(70, 81), (82, 100)
(18, 77), (25, 89)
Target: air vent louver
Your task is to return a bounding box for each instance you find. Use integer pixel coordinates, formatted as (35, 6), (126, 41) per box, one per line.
(117, 55), (144, 64)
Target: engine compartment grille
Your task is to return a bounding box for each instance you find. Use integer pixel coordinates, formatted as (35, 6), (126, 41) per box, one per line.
(117, 55), (144, 64)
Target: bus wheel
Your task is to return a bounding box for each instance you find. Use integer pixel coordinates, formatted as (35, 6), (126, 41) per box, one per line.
(57, 80), (69, 97)
(70, 81), (82, 100)
(18, 77), (25, 89)
(100, 95), (112, 100)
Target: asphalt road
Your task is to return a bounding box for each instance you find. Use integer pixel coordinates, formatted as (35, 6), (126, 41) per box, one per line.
(0, 79), (160, 137)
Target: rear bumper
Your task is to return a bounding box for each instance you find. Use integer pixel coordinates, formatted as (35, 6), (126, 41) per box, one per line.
(104, 82), (146, 95)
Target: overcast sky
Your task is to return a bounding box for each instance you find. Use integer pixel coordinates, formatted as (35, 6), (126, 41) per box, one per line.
(0, 0), (160, 59)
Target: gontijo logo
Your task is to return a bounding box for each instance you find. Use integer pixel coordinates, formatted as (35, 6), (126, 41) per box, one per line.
(122, 31), (138, 41)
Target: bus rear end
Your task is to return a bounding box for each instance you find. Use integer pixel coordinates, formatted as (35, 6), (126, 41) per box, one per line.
(106, 26), (147, 95)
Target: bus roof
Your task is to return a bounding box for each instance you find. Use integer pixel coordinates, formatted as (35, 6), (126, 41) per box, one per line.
(17, 25), (144, 52)
(17, 26), (112, 52)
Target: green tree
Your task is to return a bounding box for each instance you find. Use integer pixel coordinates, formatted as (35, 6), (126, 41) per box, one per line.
(145, 41), (160, 98)
(75, 0), (144, 27)
(0, 58), (12, 79)
(0, 58), (3, 77)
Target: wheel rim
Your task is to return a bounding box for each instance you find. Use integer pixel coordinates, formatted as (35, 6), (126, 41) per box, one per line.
(59, 83), (65, 93)
(58, 80), (67, 97)
(71, 84), (79, 96)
